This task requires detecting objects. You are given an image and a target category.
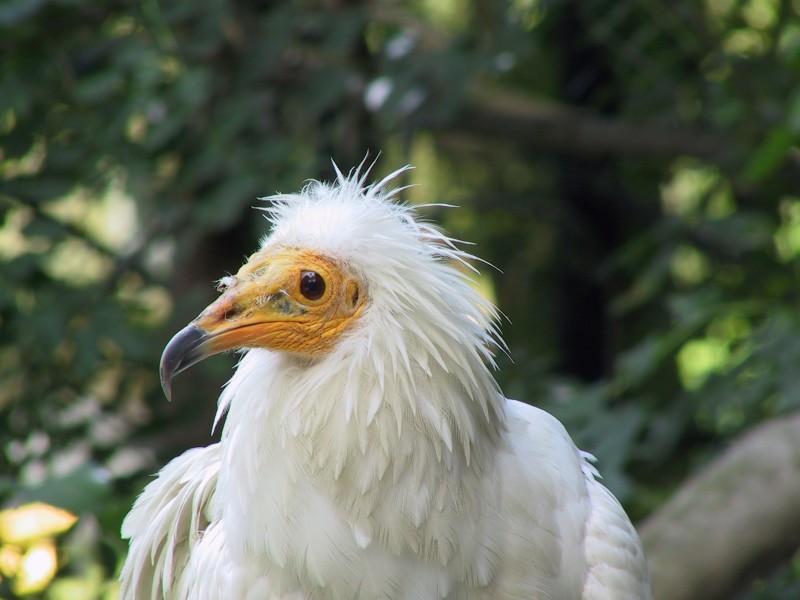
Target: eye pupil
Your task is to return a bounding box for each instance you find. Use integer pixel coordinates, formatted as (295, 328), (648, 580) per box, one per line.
(300, 271), (326, 301)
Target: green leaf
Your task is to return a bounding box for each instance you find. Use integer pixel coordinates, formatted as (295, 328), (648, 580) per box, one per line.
(74, 71), (125, 104)
(742, 126), (795, 184)
(695, 213), (774, 254)
(22, 214), (69, 240)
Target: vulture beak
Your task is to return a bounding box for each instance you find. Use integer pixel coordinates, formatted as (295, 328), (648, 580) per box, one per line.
(158, 286), (306, 401)
(158, 262), (308, 400)
(159, 324), (211, 401)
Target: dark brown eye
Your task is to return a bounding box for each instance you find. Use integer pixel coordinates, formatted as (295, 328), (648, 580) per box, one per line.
(300, 271), (326, 301)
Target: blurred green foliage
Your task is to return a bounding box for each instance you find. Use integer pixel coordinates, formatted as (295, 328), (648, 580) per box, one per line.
(1, 0), (799, 597)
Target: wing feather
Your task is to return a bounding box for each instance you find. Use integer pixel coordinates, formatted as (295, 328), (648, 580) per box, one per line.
(120, 444), (221, 600)
(502, 400), (651, 599)
(581, 474), (653, 600)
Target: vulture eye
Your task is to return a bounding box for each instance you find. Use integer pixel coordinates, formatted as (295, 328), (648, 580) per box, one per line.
(300, 271), (326, 301)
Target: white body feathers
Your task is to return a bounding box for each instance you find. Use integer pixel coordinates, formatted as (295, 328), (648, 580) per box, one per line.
(121, 168), (651, 599)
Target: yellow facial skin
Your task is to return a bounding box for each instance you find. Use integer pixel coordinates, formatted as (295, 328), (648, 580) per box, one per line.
(198, 248), (365, 357)
(159, 247), (366, 399)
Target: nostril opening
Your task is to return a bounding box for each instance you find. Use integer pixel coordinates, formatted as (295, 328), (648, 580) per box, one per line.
(221, 304), (241, 322)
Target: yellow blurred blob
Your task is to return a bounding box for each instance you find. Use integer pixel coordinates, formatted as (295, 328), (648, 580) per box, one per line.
(0, 502), (78, 545)
(0, 502), (77, 595)
(13, 540), (58, 595)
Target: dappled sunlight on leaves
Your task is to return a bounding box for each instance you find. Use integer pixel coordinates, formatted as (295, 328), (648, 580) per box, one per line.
(670, 244), (712, 287)
(0, 206), (51, 260)
(774, 196), (800, 261)
(661, 162), (735, 221)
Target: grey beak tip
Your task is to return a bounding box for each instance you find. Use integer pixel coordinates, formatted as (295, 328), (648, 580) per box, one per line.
(159, 323), (207, 401)
(160, 372), (173, 402)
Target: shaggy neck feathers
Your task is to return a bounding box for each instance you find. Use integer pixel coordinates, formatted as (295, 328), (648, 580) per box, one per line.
(213, 166), (507, 565)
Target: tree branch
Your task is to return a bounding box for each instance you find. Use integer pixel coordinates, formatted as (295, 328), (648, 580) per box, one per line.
(640, 413), (800, 600)
(441, 87), (727, 159)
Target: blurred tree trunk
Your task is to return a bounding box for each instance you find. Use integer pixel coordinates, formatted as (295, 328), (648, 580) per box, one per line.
(551, 0), (622, 381)
(641, 413), (800, 600)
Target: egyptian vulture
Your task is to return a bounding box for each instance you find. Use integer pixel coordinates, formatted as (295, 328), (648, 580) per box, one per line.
(120, 165), (652, 599)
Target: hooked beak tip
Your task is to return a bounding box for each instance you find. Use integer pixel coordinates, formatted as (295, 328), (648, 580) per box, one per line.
(159, 324), (208, 401)
(160, 371), (174, 402)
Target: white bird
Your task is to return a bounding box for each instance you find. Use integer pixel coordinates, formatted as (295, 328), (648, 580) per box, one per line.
(120, 165), (652, 600)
